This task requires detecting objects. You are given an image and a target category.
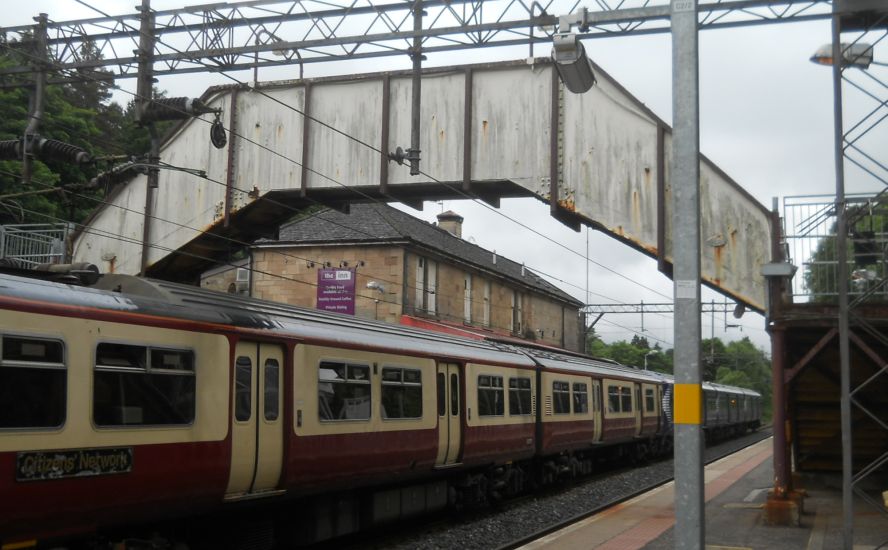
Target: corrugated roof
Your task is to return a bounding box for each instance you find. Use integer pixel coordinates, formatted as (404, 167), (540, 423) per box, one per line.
(260, 203), (582, 306)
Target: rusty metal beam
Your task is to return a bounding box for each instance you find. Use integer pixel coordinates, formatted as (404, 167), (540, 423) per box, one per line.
(784, 327), (838, 384)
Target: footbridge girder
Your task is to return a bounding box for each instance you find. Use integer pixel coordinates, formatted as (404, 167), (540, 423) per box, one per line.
(73, 57), (772, 310)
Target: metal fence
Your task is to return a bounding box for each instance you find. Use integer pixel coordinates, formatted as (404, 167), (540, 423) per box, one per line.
(783, 193), (888, 303)
(0, 224), (70, 266)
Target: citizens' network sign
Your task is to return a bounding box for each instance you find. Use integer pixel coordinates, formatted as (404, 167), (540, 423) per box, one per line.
(316, 268), (356, 315)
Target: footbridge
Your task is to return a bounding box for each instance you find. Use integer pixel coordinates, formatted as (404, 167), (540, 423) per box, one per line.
(72, 57), (772, 311)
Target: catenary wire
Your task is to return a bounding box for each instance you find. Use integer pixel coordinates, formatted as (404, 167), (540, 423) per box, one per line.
(66, 0), (675, 302)
(0, 167), (542, 332)
(10, 90), (641, 320)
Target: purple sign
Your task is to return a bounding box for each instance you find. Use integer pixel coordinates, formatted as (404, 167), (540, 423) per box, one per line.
(316, 268), (356, 315)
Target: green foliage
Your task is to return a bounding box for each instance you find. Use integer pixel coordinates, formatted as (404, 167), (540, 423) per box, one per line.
(0, 42), (166, 226)
(712, 337), (773, 421)
(803, 207), (888, 302)
(585, 330), (672, 373)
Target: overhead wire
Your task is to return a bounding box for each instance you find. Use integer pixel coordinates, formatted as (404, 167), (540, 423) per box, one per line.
(0, 39), (646, 321)
(8, 3), (761, 346)
(67, 0), (675, 302)
(0, 191), (416, 310)
(0, 162), (569, 335)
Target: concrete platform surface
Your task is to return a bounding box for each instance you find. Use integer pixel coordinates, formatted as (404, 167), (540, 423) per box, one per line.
(520, 437), (888, 550)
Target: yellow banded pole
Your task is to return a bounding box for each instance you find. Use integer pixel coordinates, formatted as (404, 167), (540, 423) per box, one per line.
(673, 383), (703, 425)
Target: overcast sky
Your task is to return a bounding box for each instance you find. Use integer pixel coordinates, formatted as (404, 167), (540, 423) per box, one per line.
(4, 1), (885, 353)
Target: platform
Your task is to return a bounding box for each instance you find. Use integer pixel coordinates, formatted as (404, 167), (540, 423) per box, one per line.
(520, 437), (888, 550)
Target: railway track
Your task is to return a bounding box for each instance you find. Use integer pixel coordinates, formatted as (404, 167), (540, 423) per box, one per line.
(339, 427), (772, 550)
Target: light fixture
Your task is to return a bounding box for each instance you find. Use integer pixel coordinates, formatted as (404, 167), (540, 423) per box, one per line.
(644, 350), (656, 371)
(552, 33), (596, 94)
(366, 281), (385, 293)
(810, 42), (874, 69)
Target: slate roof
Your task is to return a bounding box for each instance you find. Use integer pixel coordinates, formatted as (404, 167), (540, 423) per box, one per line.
(260, 203), (582, 306)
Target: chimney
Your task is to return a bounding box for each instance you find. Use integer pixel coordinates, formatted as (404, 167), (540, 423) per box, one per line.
(437, 210), (464, 239)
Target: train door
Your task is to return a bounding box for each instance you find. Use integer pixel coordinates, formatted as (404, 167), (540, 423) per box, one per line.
(592, 380), (602, 442)
(226, 341), (285, 498)
(634, 383), (643, 436)
(435, 363), (462, 466)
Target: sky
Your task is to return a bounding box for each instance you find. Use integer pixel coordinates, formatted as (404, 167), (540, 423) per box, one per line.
(3, 1), (885, 353)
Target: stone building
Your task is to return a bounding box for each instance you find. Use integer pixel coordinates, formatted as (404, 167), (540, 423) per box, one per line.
(201, 203), (585, 352)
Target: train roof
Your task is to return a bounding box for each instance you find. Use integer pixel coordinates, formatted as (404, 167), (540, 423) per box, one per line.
(0, 272), (535, 368)
(0, 270), (763, 397)
(524, 347), (668, 383)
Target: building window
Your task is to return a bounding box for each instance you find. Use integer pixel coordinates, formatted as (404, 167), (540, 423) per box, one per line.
(482, 281), (491, 328)
(573, 382), (589, 414)
(94, 343), (195, 426)
(508, 376), (532, 415)
(416, 257), (437, 315)
(0, 335), (66, 429)
(477, 374), (504, 416)
(464, 273), (473, 323)
(234, 267), (250, 295)
(553, 381), (570, 414)
(511, 291), (523, 334)
(381, 367), (422, 419)
(318, 361), (371, 421)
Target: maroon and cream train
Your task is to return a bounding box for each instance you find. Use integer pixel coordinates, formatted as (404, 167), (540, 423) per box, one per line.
(0, 270), (761, 548)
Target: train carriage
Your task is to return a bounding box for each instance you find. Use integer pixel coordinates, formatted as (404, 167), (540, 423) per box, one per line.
(0, 269), (761, 549)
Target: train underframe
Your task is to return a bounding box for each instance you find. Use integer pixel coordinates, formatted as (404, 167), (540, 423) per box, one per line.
(42, 424), (767, 550)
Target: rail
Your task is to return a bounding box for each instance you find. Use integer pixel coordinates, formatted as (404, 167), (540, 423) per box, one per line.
(0, 223), (70, 266)
(782, 194), (888, 303)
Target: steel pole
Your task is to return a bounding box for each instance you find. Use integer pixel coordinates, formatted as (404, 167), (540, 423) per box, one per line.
(408, 0), (423, 176)
(136, 0), (157, 276)
(22, 13), (48, 186)
(671, 0), (704, 548)
(771, 324), (789, 495)
(830, 15), (854, 550)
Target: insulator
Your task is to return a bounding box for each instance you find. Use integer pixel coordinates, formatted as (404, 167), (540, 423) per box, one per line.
(0, 139), (22, 160)
(210, 118), (227, 149)
(35, 139), (91, 164)
(143, 97), (214, 122)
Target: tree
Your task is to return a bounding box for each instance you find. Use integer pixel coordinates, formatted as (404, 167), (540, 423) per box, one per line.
(0, 42), (163, 226)
(803, 204), (888, 302)
(714, 337), (773, 421)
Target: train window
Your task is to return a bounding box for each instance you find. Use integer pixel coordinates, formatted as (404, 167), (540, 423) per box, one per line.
(264, 358), (280, 421)
(234, 357), (252, 421)
(477, 375), (504, 417)
(450, 373), (459, 416)
(645, 388), (656, 413)
(94, 344), (195, 427)
(573, 382), (589, 414)
(706, 393), (719, 415)
(0, 335), (66, 429)
(607, 386), (620, 413)
(437, 372), (446, 416)
(620, 387), (632, 412)
(552, 381), (570, 414)
(508, 377), (532, 415)
(381, 367), (422, 419)
(318, 361), (371, 421)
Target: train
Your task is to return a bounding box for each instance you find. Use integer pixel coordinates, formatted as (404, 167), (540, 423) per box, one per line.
(0, 266), (761, 549)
